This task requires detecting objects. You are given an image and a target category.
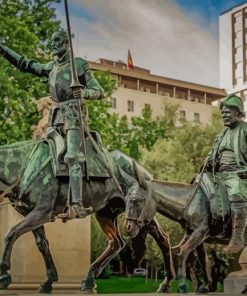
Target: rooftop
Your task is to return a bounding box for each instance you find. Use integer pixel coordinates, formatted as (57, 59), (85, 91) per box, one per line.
(220, 1), (247, 16)
(89, 58), (226, 99)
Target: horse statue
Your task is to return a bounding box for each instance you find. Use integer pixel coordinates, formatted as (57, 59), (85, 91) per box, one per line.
(0, 138), (174, 293)
(124, 178), (237, 293)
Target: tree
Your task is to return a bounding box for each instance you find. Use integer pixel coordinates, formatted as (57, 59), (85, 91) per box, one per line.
(0, 0), (61, 144)
(90, 101), (178, 160)
(140, 108), (223, 182)
(91, 215), (108, 262)
(120, 101), (178, 159)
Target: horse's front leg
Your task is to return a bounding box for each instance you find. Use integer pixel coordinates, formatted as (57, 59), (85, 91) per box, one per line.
(147, 218), (174, 293)
(32, 226), (58, 294)
(81, 213), (125, 293)
(176, 225), (208, 293)
(195, 243), (212, 293)
(0, 208), (51, 290)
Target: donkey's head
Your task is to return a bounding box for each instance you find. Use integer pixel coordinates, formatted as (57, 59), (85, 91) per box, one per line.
(124, 181), (157, 237)
(124, 193), (147, 237)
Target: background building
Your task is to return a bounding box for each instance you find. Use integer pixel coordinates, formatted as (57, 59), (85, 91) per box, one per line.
(220, 1), (247, 112)
(90, 59), (226, 125)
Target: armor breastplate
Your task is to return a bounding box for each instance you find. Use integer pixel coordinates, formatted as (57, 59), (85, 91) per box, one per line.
(48, 61), (74, 102)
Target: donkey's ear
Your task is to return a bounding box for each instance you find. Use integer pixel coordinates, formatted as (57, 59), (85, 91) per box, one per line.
(133, 161), (151, 189)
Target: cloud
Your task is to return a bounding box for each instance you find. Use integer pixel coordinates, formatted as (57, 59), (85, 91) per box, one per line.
(60, 0), (219, 87)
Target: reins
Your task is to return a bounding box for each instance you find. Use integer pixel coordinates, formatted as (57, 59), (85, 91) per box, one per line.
(0, 178), (20, 203)
(182, 157), (209, 211)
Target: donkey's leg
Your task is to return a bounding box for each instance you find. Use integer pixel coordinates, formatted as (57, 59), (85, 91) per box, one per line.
(147, 218), (174, 293)
(127, 226), (148, 274)
(81, 213), (125, 292)
(0, 208), (51, 289)
(186, 251), (203, 292)
(176, 225), (208, 293)
(195, 243), (212, 293)
(32, 226), (58, 294)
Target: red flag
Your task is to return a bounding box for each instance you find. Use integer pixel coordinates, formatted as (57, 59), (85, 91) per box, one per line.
(127, 49), (134, 69)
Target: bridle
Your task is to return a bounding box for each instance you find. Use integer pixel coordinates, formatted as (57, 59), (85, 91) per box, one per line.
(125, 194), (148, 228)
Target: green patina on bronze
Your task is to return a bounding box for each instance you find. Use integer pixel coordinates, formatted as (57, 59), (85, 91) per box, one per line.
(0, 30), (105, 217)
(0, 136), (177, 294)
(0, 5), (173, 293)
(122, 95), (247, 294)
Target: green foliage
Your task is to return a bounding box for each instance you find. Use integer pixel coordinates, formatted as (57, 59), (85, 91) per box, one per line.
(91, 215), (107, 262)
(0, 0), (61, 144)
(141, 108), (223, 182)
(87, 70), (118, 142)
(126, 104), (170, 159)
(88, 82), (178, 160)
(93, 70), (117, 98)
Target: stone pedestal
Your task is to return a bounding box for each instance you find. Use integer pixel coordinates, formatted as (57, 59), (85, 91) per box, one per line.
(224, 247), (247, 293)
(0, 205), (91, 283)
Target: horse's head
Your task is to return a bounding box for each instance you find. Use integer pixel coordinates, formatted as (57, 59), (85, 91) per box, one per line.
(124, 192), (149, 238)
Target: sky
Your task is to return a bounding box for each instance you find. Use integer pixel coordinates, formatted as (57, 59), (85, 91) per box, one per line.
(54, 0), (247, 88)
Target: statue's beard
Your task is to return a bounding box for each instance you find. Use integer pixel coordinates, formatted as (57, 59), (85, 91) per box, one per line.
(53, 49), (69, 62)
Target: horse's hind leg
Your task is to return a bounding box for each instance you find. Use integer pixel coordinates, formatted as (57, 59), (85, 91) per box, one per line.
(147, 218), (174, 293)
(0, 210), (51, 289)
(81, 213), (125, 293)
(32, 226), (58, 294)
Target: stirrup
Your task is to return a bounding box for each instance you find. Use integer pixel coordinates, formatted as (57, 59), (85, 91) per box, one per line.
(71, 203), (87, 219)
(56, 204), (94, 221)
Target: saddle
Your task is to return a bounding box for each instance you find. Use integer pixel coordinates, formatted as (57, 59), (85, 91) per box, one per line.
(19, 131), (110, 199)
(197, 173), (230, 220)
(46, 128), (111, 178)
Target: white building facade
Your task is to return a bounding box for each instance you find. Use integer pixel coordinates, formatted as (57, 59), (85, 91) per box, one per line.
(220, 1), (247, 112)
(90, 59), (226, 126)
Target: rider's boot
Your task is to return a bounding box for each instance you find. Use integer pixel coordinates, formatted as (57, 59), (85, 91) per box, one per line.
(69, 163), (86, 219)
(224, 206), (247, 253)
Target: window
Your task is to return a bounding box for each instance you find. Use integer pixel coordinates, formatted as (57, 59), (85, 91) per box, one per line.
(179, 110), (186, 119)
(194, 113), (200, 122)
(127, 100), (134, 112)
(111, 98), (117, 109)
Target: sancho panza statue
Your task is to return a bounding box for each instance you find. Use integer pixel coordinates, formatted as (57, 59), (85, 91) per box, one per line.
(206, 94), (247, 253)
(0, 30), (104, 218)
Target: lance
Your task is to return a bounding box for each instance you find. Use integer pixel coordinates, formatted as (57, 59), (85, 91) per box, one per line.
(64, 0), (89, 182)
